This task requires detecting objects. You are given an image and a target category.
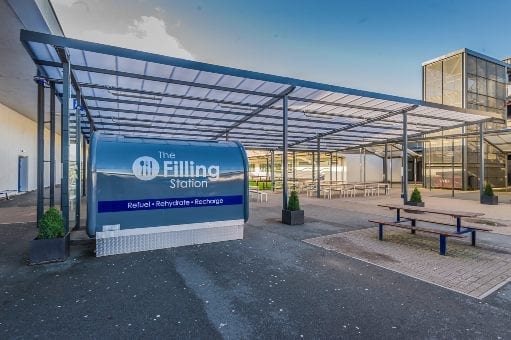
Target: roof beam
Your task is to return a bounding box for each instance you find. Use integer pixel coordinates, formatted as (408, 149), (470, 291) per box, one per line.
(339, 117), (493, 151)
(35, 59), (282, 99)
(211, 86), (295, 140)
(290, 105), (418, 147)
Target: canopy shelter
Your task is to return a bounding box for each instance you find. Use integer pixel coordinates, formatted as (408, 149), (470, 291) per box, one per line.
(20, 29), (494, 228)
(485, 131), (511, 153)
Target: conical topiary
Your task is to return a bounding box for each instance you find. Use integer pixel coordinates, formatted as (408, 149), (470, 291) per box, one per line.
(287, 191), (301, 211)
(484, 183), (494, 197)
(409, 187), (422, 203)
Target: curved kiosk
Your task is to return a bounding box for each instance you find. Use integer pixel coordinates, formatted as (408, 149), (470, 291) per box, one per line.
(87, 133), (249, 256)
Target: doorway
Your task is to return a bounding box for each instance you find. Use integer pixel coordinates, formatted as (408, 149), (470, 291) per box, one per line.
(18, 156), (28, 192)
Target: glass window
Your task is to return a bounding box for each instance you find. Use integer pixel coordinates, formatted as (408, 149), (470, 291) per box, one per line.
(488, 97), (496, 108)
(467, 92), (477, 105)
(496, 65), (506, 82)
(496, 82), (506, 99)
(477, 77), (487, 95)
(425, 62), (443, 104)
(442, 55), (462, 107)
(467, 75), (477, 92)
(487, 80), (496, 97)
(477, 95), (487, 107)
(487, 63), (497, 80)
(477, 58), (487, 77)
(466, 55), (477, 75)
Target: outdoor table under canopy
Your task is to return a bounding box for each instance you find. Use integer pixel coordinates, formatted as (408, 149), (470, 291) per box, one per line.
(20, 29), (494, 230)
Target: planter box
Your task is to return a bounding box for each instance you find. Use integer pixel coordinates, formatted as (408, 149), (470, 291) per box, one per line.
(29, 233), (70, 265)
(405, 201), (425, 207)
(282, 209), (304, 225)
(481, 195), (498, 205)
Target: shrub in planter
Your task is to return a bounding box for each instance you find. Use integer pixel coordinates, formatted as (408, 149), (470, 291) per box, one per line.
(406, 187), (425, 207)
(481, 183), (498, 205)
(38, 207), (65, 239)
(282, 191), (304, 225)
(29, 208), (69, 265)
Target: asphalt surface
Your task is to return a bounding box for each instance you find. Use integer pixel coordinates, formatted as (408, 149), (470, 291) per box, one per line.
(1, 193), (511, 339)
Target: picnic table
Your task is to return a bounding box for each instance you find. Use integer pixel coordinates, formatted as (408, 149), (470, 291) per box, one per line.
(370, 204), (489, 255)
(249, 185), (268, 202)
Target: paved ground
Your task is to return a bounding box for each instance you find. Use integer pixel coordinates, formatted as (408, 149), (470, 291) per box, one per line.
(1, 189), (511, 339)
(306, 227), (511, 299)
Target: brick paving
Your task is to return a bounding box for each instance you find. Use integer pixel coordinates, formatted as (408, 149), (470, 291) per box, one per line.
(305, 227), (511, 299)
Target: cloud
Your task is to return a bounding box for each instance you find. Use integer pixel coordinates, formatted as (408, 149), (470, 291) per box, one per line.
(77, 16), (195, 60)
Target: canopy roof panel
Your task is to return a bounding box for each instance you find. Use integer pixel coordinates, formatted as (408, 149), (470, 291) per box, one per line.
(21, 30), (492, 152)
(485, 131), (511, 153)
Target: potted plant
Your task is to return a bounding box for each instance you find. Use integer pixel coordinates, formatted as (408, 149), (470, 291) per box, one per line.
(481, 183), (498, 205)
(406, 187), (425, 207)
(282, 191), (304, 225)
(29, 207), (69, 265)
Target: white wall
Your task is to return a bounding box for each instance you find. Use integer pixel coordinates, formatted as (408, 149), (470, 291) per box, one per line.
(344, 153), (402, 183)
(388, 158), (403, 183)
(0, 102), (61, 192)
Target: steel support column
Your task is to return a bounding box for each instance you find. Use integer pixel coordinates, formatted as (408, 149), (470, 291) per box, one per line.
(82, 137), (87, 197)
(479, 123), (484, 202)
(390, 145), (393, 188)
(359, 148), (362, 182)
(316, 138), (320, 198)
(462, 126), (468, 191)
(271, 150), (275, 192)
(363, 147), (366, 183)
(61, 60), (71, 232)
(49, 82), (56, 207)
(402, 111), (408, 204)
(282, 96), (288, 210)
(292, 151), (296, 190)
(74, 92), (81, 230)
(383, 143), (388, 184)
(428, 141), (432, 191)
(36, 80), (45, 223)
(451, 138), (455, 198)
(414, 157), (417, 185)
(329, 153), (333, 183)
(266, 155), (269, 183)
(335, 152), (338, 182)
(422, 138), (426, 188)
(312, 152), (315, 183)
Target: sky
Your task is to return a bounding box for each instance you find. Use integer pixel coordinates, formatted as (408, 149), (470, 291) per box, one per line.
(50, 0), (509, 99)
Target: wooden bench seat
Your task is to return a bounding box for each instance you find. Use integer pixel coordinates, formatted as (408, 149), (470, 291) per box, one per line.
(369, 219), (463, 256)
(402, 216), (492, 232)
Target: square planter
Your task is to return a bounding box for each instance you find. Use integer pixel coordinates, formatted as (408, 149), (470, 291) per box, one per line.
(282, 209), (304, 225)
(29, 233), (70, 265)
(405, 201), (425, 207)
(404, 201), (425, 213)
(481, 195), (498, 205)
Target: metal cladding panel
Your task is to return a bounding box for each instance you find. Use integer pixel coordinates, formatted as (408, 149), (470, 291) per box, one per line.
(87, 133), (249, 237)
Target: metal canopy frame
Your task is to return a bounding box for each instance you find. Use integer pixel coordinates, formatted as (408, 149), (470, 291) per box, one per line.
(20, 29), (492, 153)
(20, 29), (496, 208)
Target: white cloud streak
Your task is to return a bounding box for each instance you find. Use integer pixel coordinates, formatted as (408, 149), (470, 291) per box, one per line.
(64, 14), (195, 60)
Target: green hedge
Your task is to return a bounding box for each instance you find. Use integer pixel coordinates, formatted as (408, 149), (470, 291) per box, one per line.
(249, 180), (273, 190)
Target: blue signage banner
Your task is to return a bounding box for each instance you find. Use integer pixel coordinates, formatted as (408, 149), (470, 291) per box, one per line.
(98, 195), (244, 213)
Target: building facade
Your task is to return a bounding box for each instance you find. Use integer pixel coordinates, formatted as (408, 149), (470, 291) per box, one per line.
(422, 49), (509, 189)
